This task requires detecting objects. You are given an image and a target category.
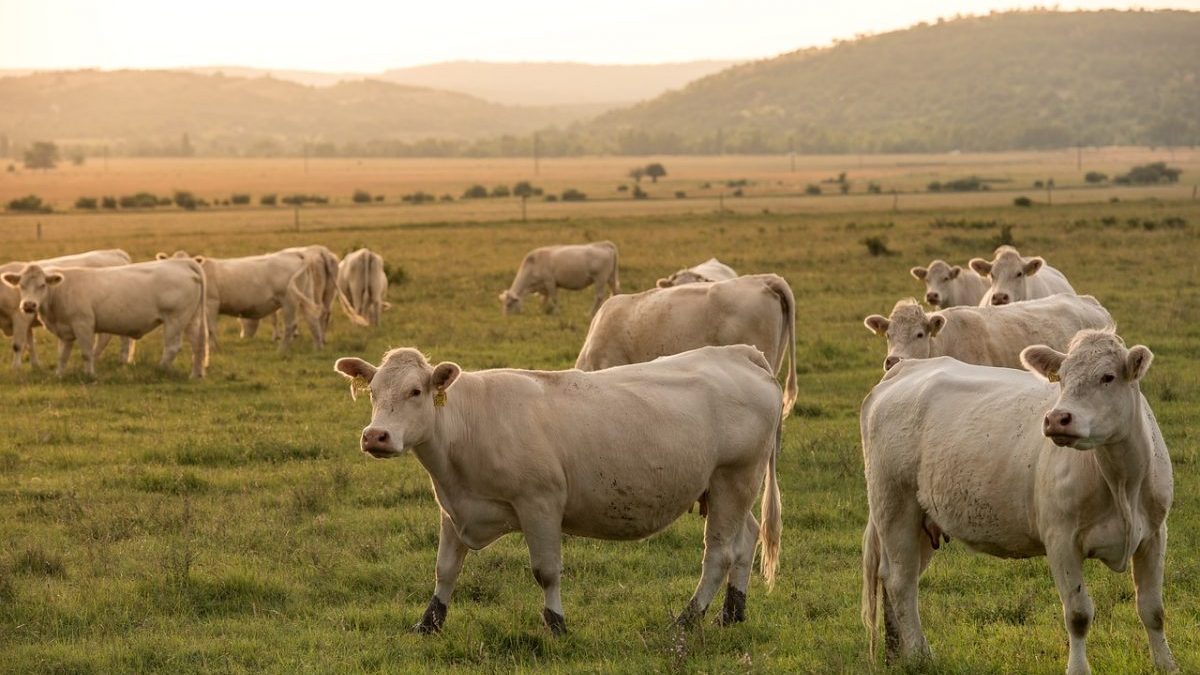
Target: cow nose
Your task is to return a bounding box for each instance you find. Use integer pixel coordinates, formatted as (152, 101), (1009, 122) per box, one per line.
(925, 292), (940, 305)
(884, 355), (901, 371)
(21, 301), (36, 313)
(991, 293), (1009, 306)
(361, 427), (392, 453)
(1043, 410), (1073, 432)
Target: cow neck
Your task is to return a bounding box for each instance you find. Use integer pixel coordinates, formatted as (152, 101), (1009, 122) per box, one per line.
(1089, 395), (1152, 569)
(409, 377), (473, 490)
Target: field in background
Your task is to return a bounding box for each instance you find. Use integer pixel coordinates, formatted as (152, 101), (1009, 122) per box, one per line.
(0, 167), (1197, 670)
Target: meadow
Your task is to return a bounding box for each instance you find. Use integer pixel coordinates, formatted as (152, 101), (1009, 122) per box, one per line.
(0, 154), (1197, 673)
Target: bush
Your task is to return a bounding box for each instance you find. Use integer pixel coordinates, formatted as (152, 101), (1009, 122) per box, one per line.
(383, 262), (408, 286)
(491, 185), (511, 198)
(839, 182), (851, 194)
(440, 194), (454, 202)
(616, 184), (629, 192)
(861, 236), (895, 257)
(1084, 171), (1107, 184)
(632, 186), (648, 199)
(866, 182), (882, 194)
(102, 196), (118, 209)
(7, 194), (50, 213)
(561, 188), (586, 202)
(157, 196), (173, 206)
(282, 194), (328, 205)
(1033, 180), (1044, 188)
(462, 184), (488, 199)
(74, 196), (98, 209)
(805, 184), (822, 195)
(544, 194), (559, 202)
(1013, 196), (1034, 207)
(352, 189), (372, 203)
(119, 192), (161, 209)
(173, 191), (198, 210)
(260, 193), (277, 206)
(675, 191), (687, 199)
(374, 195), (384, 202)
(401, 191), (436, 204)
(231, 193), (251, 205)
(992, 225), (1017, 247)
(726, 179), (748, 188)
(1113, 162), (1182, 185)
(732, 188), (744, 197)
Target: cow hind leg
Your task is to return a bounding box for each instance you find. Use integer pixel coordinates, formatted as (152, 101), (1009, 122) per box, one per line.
(681, 475), (755, 626)
(876, 499), (932, 662)
(518, 512), (567, 635)
(55, 338), (74, 376)
(159, 318), (185, 371)
(239, 317), (258, 339)
(278, 304), (297, 353)
(718, 512), (759, 626)
(73, 324), (97, 377)
(120, 337), (136, 365)
(415, 513), (470, 635)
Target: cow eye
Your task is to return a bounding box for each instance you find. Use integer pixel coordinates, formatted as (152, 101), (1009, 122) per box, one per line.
(915, 332), (924, 338)
(1016, 272), (1023, 277)
(1100, 374), (1115, 384)
(409, 388), (421, 398)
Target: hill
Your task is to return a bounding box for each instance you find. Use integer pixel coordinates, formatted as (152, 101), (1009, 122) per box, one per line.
(590, 10), (1200, 153)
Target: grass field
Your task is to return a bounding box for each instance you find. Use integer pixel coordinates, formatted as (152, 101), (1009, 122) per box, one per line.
(0, 157), (1197, 672)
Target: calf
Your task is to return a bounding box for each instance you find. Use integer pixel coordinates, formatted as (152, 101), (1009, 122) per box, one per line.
(499, 242), (619, 316)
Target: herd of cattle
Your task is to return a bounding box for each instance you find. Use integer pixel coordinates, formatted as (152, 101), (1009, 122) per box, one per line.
(2, 238), (1178, 673)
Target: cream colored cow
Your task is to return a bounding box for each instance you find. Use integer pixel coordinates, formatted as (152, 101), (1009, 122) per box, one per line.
(656, 258), (737, 288)
(910, 259), (988, 308)
(240, 244), (339, 340)
(335, 345), (782, 635)
(499, 242), (619, 316)
(2, 259), (208, 378)
(337, 248), (388, 327)
(575, 274), (798, 414)
(861, 331), (1177, 674)
(970, 245), (1075, 306)
(863, 294), (1112, 372)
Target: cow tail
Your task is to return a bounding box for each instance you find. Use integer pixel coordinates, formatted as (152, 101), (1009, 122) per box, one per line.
(191, 261), (210, 372)
(862, 518), (882, 660)
(765, 275), (798, 415)
(608, 242), (620, 295)
(335, 255), (371, 327)
(758, 420), (782, 589)
(287, 264), (321, 322)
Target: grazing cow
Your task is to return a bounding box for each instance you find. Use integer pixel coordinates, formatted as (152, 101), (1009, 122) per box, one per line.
(861, 331), (1177, 674)
(499, 242), (619, 316)
(336, 248), (388, 327)
(2, 259), (208, 378)
(863, 294), (1113, 372)
(656, 257), (737, 288)
(970, 245), (1075, 306)
(575, 274), (798, 414)
(2, 249), (133, 368)
(240, 244), (340, 340)
(909, 259), (988, 308)
(334, 345), (782, 635)
(156, 250), (323, 351)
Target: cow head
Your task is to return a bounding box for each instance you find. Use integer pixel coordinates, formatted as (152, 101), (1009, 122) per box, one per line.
(864, 299), (946, 371)
(157, 250), (205, 264)
(1, 264), (62, 318)
(657, 270), (708, 288)
(911, 260), (963, 308)
(1021, 330), (1152, 451)
(970, 246), (1044, 306)
(334, 348), (461, 459)
(498, 290), (522, 315)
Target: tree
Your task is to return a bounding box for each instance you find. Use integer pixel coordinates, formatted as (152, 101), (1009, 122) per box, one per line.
(644, 163), (667, 183)
(180, 132), (194, 157)
(23, 141), (59, 170)
(627, 167), (645, 183)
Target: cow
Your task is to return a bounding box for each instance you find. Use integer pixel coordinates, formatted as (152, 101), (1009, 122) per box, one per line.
(656, 258), (737, 288)
(334, 344), (782, 635)
(156, 250), (323, 352)
(499, 242), (619, 316)
(970, 245), (1075, 306)
(909, 259), (988, 308)
(860, 330), (1177, 674)
(863, 294), (1113, 372)
(2, 249), (133, 369)
(240, 244), (339, 340)
(2, 259), (208, 378)
(575, 274), (798, 414)
(336, 248), (388, 327)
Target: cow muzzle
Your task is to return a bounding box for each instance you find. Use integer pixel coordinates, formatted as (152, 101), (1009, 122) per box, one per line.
(990, 293), (1010, 306)
(925, 292), (940, 306)
(361, 426), (401, 458)
(21, 301), (37, 314)
(1043, 410), (1083, 447)
(884, 355), (902, 371)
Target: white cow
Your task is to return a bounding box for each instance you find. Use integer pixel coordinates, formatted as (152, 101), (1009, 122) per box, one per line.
(970, 245), (1075, 306)
(2, 259), (208, 378)
(240, 244), (339, 340)
(909, 259), (988, 308)
(861, 330), (1177, 674)
(656, 258), (737, 288)
(863, 294), (1113, 372)
(334, 345), (782, 635)
(337, 248), (388, 327)
(576, 274), (798, 414)
(2, 249), (133, 368)
(499, 242), (619, 316)
(156, 250), (323, 351)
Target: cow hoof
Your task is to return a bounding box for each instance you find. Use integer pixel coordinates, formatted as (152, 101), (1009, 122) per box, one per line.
(717, 585), (746, 626)
(542, 608), (567, 636)
(413, 596), (447, 635)
(675, 600), (705, 627)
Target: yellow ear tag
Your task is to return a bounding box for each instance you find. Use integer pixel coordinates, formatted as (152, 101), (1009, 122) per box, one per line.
(433, 389), (447, 407)
(1047, 370), (1060, 383)
(351, 376), (370, 400)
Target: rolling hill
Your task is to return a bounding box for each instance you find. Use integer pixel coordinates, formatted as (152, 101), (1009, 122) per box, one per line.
(590, 10), (1200, 153)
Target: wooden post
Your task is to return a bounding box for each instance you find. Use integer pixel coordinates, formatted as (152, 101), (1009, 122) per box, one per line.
(1076, 145), (1082, 172)
(521, 195), (527, 222)
(718, 193), (724, 217)
(533, 133), (540, 176)
(36, 221), (42, 240)
(892, 191), (899, 212)
(294, 205), (300, 232)
(1046, 182), (1053, 206)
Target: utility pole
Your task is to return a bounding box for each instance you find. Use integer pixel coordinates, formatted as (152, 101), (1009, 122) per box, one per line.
(1076, 145), (1082, 172)
(533, 133), (540, 176)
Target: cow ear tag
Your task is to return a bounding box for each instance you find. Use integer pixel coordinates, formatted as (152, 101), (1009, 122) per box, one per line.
(351, 376), (370, 400)
(1047, 370), (1060, 383)
(434, 389), (447, 407)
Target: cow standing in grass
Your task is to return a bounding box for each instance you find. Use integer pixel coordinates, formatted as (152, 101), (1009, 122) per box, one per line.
(910, 259), (988, 308)
(336, 248), (388, 327)
(656, 257), (737, 288)
(499, 242), (619, 316)
(971, 245), (1075, 306)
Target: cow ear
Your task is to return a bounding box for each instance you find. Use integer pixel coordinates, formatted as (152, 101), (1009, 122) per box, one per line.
(334, 357), (377, 400)
(656, 278), (672, 288)
(949, 266), (962, 279)
(45, 273), (64, 286)
(969, 258), (992, 276)
(1125, 345), (1153, 382)
(1, 273), (20, 288)
(1023, 257), (1044, 276)
(431, 362), (461, 391)
(864, 315), (889, 336)
(1021, 345), (1066, 382)
(155, 252), (169, 260)
(497, 291), (508, 303)
(910, 266), (928, 280)
(927, 314), (946, 338)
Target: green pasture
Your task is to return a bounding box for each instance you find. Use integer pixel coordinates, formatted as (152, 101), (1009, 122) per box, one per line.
(0, 197), (1197, 673)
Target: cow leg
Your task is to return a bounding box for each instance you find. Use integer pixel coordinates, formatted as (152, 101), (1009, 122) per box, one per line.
(680, 480), (751, 626)
(120, 337), (136, 365)
(415, 512), (469, 635)
(239, 317), (259, 339)
(94, 333), (113, 358)
(589, 282), (606, 316)
(1047, 540), (1093, 675)
(1132, 525), (1177, 672)
(23, 321), (39, 369)
(279, 303), (297, 352)
(302, 306), (324, 350)
(55, 338), (74, 376)
(877, 499), (931, 661)
(542, 286), (558, 314)
(10, 337), (20, 369)
(718, 512), (759, 626)
(73, 324), (98, 377)
(518, 512), (566, 635)
(159, 318), (185, 371)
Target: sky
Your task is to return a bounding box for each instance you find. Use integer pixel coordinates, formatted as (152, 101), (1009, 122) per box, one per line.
(1, 0), (1198, 72)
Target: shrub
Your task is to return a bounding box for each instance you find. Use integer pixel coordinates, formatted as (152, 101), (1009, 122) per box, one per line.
(992, 225), (1017, 247)
(861, 236), (894, 257)
(616, 184), (629, 192)
(401, 191), (436, 204)
(726, 179), (748, 188)
(544, 194), (559, 202)
(173, 191), (198, 210)
(732, 188), (744, 197)
(866, 182), (882, 194)
(1013, 196), (1034, 207)
(462, 184), (488, 199)
(491, 185), (511, 198)
(157, 196), (173, 206)
(102, 196), (118, 209)
(1033, 180), (1044, 188)
(1084, 171), (1108, 184)
(675, 191), (687, 199)
(805, 184), (822, 195)
(282, 194), (327, 205)
(927, 181), (942, 192)
(1113, 162), (1182, 185)
(374, 195), (384, 202)
(119, 192), (160, 209)
(383, 262), (408, 286)
(440, 194), (454, 202)
(352, 189), (372, 203)
(7, 194), (50, 213)
(561, 188), (586, 202)
(74, 196), (98, 209)
(260, 194), (277, 206)
(231, 194), (251, 205)
(632, 186), (648, 199)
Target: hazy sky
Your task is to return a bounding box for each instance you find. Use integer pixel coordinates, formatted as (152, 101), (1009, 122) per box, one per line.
(2, 0), (1197, 71)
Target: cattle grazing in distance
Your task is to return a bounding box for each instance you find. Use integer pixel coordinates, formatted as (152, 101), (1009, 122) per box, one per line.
(2, 259), (208, 378)
(2, 249), (134, 369)
(971, 245), (1075, 306)
(240, 244), (340, 341)
(860, 331), (1177, 674)
(656, 257), (737, 288)
(576, 274), (798, 414)
(156, 250), (324, 352)
(337, 248), (389, 327)
(909, 260), (988, 308)
(863, 294), (1113, 372)
(334, 345), (782, 635)
(499, 242), (619, 316)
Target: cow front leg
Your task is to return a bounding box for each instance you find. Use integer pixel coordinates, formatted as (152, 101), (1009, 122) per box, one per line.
(119, 337), (136, 365)
(541, 287), (558, 314)
(55, 338), (74, 376)
(589, 282), (606, 317)
(519, 515), (566, 635)
(73, 324), (98, 377)
(239, 317), (259, 339)
(1048, 541), (1094, 675)
(1132, 526), (1178, 672)
(415, 512), (469, 635)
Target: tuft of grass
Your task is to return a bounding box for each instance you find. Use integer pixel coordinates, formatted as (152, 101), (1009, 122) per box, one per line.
(13, 546), (67, 577)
